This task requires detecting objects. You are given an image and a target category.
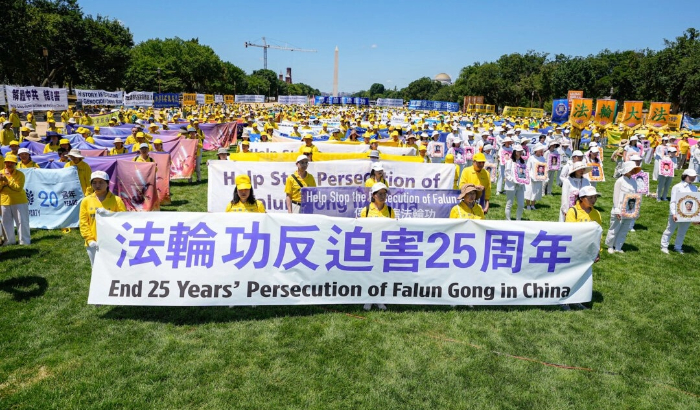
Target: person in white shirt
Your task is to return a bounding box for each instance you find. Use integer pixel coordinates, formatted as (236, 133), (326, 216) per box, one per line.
(657, 147), (678, 201)
(525, 144), (547, 210)
(544, 140), (561, 195)
(504, 145), (528, 220)
(496, 136), (514, 195)
(652, 137), (669, 181)
(689, 142), (700, 175)
(482, 144), (496, 164)
(560, 150), (584, 186)
(557, 140), (573, 186)
(624, 135), (642, 162)
(605, 161), (641, 254)
(661, 169), (698, 254)
(559, 161), (592, 222)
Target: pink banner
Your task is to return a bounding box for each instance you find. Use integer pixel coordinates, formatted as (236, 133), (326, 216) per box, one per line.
(201, 123), (239, 151)
(110, 161), (158, 212)
(162, 139), (197, 180)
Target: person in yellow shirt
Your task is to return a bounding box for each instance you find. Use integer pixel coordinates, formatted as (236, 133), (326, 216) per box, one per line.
(46, 110), (55, 123)
(65, 149), (92, 195)
(26, 111), (36, 129)
(0, 153), (30, 245)
(43, 132), (61, 153)
(93, 126), (101, 135)
(298, 134), (320, 154)
(365, 163), (388, 188)
(76, 127), (95, 144)
(449, 183), (485, 219)
(153, 139), (165, 152)
(677, 135), (690, 169)
(289, 124), (302, 138)
(8, 140), (20, 156)
(131, 132), (151, 152)
(445, 153), (460, 189)
(565, 185), (603, 225)
(16, 148), (39, 169)
(458, 152), (491, 214)
(285, 154), (316, 213)
(80, 171), (126, 265)
(328, 128), (343, 141)
(79, 111), (93, 125)
(225, 174), (266, 213)
(301, 146), (314, 162)
(9, 108), (21, 136)
(133, 143), (155, 165)
(360, 182), (395, 219)
(1, 121), (16, 146)
(109, 138), (128, 155)
(404, 134), (419, 153)
(18, 126), (31, 143)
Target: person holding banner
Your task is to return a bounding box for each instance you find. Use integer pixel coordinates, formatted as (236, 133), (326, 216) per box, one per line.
(661, 169), (698, 254)
(134, 143), (155, 166)
(605, 161), (641, 254)
(109, 138), (128, 156)
(16, 148), (39, 169)
(458, 152), (491, 214)
(226, 174), (266, 213)
(360, 182), (395, 219)
(0, 153), (30, 245)
(298, 134), (320, 155)
(657, 147), (678, 201)
(80, 171), (126, 265)
(153, 139), (165, 153)
(65, 149), (92, 196)
(43, 132), (61, 153)
(76, 127), (95, 144)
(504, 145), (527, 220)
(285, 155), (316, 214)
(365, 163), (388, 188)
(449, 183), (485, 220)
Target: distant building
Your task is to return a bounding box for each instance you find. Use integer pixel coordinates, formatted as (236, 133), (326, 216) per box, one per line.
(434, 73), (452, 85)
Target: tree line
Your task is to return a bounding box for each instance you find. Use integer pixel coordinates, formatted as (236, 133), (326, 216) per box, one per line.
(0, 0), (320, 97)
(352, 28), (700, 116)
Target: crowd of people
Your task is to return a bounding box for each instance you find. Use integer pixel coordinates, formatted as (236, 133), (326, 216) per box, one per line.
(1, 104), (699, 277)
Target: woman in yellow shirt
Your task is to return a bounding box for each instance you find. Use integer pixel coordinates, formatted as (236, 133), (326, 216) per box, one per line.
(17, 148), (39, 168)
(109, 138), (128, 155)
(65, 149), (92, 195)
(360, 182), (395, 218)
(79, 171), (126, 265)
(1, 153), (30, 245)
(364, 163), (388, 188)
(449, 184), (485, 219)
(225, 174), (266, 213)
(43, 132), (61, 153)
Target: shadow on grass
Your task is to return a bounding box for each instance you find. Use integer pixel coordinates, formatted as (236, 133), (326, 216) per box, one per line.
(620, 243), (640, 252)
(30, 234), (62, 243)
(168, 199), (189, 207)
(630, 223), (648, 231)
(0, 247), (39, 261)
(0, 276), (48, 301)
(681, 244), (697, 254)
(171, 179), (207, 187)
(533, 203), (551, 209)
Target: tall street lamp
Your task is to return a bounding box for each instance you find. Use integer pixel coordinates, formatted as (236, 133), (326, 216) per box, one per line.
(42, 47), (49, 81)
(157, 67), (161, 93)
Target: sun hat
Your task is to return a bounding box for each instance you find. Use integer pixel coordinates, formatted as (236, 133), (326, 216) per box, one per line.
(629, 154), (642, 161)
(139, 143), (149, 149)
(4, 153), (18, 163)
(590, 147), (600, 153)
(9, 140), (19, 146)
(217, 147), (229, 154)
(113, 138), (123, 144)
(17, 148), (30, 155)
(68, 149), (84, 158)
(296, 154), (309, 163)
(513, 144), (524, 152)
(483, 144), (493, 151)
(621, 161), (641, 175)
(369, 150), (380, 158)
(90, 171), (109, 182)
(235, 174), (252, 190)
(371, 182), (389, 195)
(60, 138), (70, 145)
(457, 183), (483, 200)
(303, 134), (313, 140)
(682, 169), (697, 178)
(569, 161), (593, 176)
(154, 139), (163, 144)
(572, 150), (584, 157)
(578, 186), (601, 197)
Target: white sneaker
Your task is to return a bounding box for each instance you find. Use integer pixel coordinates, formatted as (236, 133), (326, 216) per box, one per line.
(660, 248), (669, 254)
(607, 248), (615, 254)
(630, 228), (635, 232)
(677, 249), (685, 255)
(616, 249), (625, 254)
(363, 304), (372, 311)
(376, 304), (387, 311)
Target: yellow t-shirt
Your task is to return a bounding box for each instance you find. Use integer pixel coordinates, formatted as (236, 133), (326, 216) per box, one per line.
(109, 147), (128, 156)
(297, 144), (320, 154)
(678, 139), (690, 155)
(360, 202), (395, 218)
(565, 202), (602, 225)
(365, 177), (388, 188)
(458, 166), (491, 201)
(284, 171), (316, 203)
(79, 192), (126, 245)
(0, 169), (28, 205)
(44, 143), (60, 153)
(225, 200), (266, 213)
(17, 161), (39, 169)
(65, 160), (92, 195)
(449, 201), (484, 219)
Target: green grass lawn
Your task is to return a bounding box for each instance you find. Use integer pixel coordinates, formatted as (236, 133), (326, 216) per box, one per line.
(1, 151), (699, 409)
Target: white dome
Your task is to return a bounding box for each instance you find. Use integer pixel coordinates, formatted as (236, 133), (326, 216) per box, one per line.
(434, 73), (452, 84)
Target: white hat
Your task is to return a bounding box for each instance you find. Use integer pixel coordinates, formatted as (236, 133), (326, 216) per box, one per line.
(533, 144), (546, 152)
(593, 133), (601, 138)
(506, 130), (515, 135)
(431, 131), (440, 137)
(629, 135), (638, 141)
(578, 186), (601, 197)
(465, 131), (474, 137)
(483, 144), (493, 151)
(372, 163), (384, 172)
(139, 143), (149, 149)
(17, 148), (30, 155)
(217, 147), (229, 154)
(512, 144), (524, 152)
(420, 132), (429, 139)
(68, 118), (77, 124)
(520, 137), (529, 143)
(563, 129), (570, 134)
(589, 141), (598, 147)
(113, 137), (123, 143)
(589, 147), (600, 153)
(548, 140), (560, 148)
(502, 137), (513, 143)
(572, 150), (584, 157)
(296, 154), (309, 163)
(369, 150), (380, 158)
(621, 161), (641, 175)
(569, 161), (593, 176)
(629, 154), (643, 161)
(682, 169), (697, 178)
(371, 182), (389, 195)
(547, 129), (554, 134)
(482, 131), (490, 136)
(90, 171), (109, 182)
(668, 147), (677, 152)
(68, 149), (84, 158)
(661, 136), (669, 141)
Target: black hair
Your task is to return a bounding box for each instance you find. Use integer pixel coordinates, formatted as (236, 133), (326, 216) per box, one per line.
(231, 186), (257, 206)
(512, 150), (525, 164)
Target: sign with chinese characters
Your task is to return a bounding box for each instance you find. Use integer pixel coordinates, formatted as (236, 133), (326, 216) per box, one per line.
(207, 160), (456, 213)
(19, 167), (84, 229)
(214, 95), (224, 104)
(182, 93), (197, 106)
(235, 95), (266, 103)
(301, 187), (460, 218)
(569, 98), (594, 129)
(123, 91), (154, 107)
(408, 100), (460, 112)
(278, 96), (309, 105)
(87, 213), (600, 306)
(196, 94), (206, 105)
(567, 90), (583, 109)
(224, 95), (234, 104)
(594, 99), (617, 127)
(153, 93), (180, 108)
(646, 102), (672, 128)
(501, 107), (545, 118)
(204, 94), (214, 104)
(621, 101), (644, 128)
(376, 98), (404, 108)
(5, 86), (68, 111)
(75, 89), (124, 106)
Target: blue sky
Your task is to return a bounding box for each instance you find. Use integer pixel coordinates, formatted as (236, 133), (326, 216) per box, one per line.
(80, 0), (699, 93)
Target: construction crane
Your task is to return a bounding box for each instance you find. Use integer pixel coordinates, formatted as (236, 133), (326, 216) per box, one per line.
(244, 37), (317, 70)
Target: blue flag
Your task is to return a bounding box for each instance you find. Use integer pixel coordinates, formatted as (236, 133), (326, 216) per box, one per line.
(682, 114), (700, 131)
(19, 167), (84, 229)
(551, 99), (569, 124)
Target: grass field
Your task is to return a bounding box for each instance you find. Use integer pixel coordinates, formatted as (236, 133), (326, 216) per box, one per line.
(1, 151), (699, 409)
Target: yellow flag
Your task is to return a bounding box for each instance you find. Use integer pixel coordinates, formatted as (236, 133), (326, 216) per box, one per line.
(594, 99), (617, 127)
(621, 101), (644, 128)
(570, 98), (594, 129)
(182, 93), (197, 106)
(646, 102), (672, 128)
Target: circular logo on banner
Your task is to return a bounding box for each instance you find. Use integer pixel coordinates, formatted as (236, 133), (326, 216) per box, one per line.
(555, 103), (567, 116)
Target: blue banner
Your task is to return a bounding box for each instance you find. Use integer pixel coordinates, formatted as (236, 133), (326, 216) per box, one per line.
(315, 96), (369, 106)
(153, 93), (181, 108)
(300, 186), (460, 218)
(551, 99), (569, 124)
(19, 167), (84, 229)
(682, 114), (700, 131)
(408, 100), (459, 112)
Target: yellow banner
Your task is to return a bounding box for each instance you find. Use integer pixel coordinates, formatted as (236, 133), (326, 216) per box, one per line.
(228, 151), (423, 163)
(205, 94), (214, 104)
(569, 98), (594, 129)
(224, 95), (234, 104)
(667, 113), (682, 129)
(501, 106), (544, 118)
(621, 101), (644, 128)
(90, 113), (113, 127)
(594, 99), (617, 127)
(182, 93), (197, 106)
(646, 102), (672, 128)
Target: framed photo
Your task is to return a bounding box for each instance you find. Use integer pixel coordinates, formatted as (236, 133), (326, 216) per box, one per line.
(452, 147), (466, 165)
(499, 149), (512, 165)
(587, 162), (605, 182)
(632, 171), (649, 195)
(548, 152), (561, 171)
(429, 142), (445, 158)
(676, 193), (700, 222)
(464, 146), (474, 161)
(659, 159), (675, 177)
(533, 162), (548, 181)
(620, 193), (641, 219)
(641, 139), (651, 150)
(485, 162), (497, 183)
(514, 163), (529, 184)
(568, 189), (579, 209)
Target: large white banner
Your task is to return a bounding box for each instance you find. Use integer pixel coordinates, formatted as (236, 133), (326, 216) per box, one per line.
(278, 96), (308, 105)
(5, 86), (68, 111)
(123, 91), (154, 107)
(75, 89), (124, 106)
(214, 94), (224, 103)
(376, 98), (404, 108)
(248, 142), (369, 154)
(87, 212), (600, 306)
(207, 160), (455, 212)
(236, 95), (265, 103)
(196, 94), (205, 105)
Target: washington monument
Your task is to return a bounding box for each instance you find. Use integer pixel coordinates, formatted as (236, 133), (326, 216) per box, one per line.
(333, 46), (338, 97)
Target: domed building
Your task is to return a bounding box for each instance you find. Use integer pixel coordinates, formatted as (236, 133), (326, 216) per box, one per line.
(434, 73), (452, 85)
